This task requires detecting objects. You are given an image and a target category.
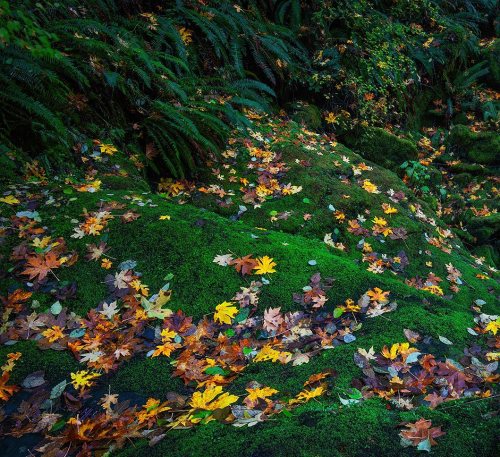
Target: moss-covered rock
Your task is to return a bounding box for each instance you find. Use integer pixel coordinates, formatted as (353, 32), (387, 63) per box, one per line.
(289, 102), (323, 130)
(467, 213), (500, 244)
(448, 125), (500, 166)
(342, 126), (418, 171)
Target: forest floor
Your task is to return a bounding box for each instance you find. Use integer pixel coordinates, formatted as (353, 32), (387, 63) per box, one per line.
(0, 113), (499, 456)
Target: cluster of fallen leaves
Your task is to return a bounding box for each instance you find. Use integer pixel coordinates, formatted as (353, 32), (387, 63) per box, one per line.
(0, 182), (401, 454)
(353, 323), (499, 411)
(0, 219), (401, 457)
(214, 253), (277, 276)
(1, 114), (498, 456)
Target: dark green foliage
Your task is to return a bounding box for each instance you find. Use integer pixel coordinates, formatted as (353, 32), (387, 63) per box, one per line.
(0, 0), (307, 177)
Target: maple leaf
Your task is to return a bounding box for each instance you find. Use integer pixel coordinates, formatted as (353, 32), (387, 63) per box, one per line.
(214, 301), (238, 325)
(70, 370), (101, 391)
(113, 270), (133, 289)
(253, 256), (277, 275)
(254, 344), (290, 363)
(152, 341), (181, 357)
(121, 210), (140, 223)
(100, 393), (119, 414)
(33, 413), (62, 433)
(0, 195), (20, 205)
(79, 350), (104, 363)
(244, 386), (278, 407)
(42, 325), (65, 343)
(382, 203), (398, 214)
(213, 253), (234, 266)
(484, 319), (500, 335)
(17, 312), (46, 337)
(423, 392), (445, 409)
(400, 418), (445, 449)
(22, 252), (61, 281)
(0, 371), (20, 401)
(357, 346), (377, 361)
(290, 386), (326, 404)
(189, 386), (238, 411)
(230, 255), (258, 276)
(86, 241), (109, 261)
(1, 289), (32, 311)
(99, 301), (119, 319)
(362, 179), (380, 194)
(304, 372), (332, 387)
(263, 307), (283, 332)
(101, 258), (112, 269)
(366, 287), (390, 303)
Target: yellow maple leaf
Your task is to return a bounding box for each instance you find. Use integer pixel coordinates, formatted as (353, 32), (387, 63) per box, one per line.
(100, 143), (117, 155)
(362, 179), (380, 193)
(366, 287), (390, 303)
(0, 195), (20, 205)
(189, 386), (238, 410)
(254, 344), (290, 363)
(485, 319), (500, 335)
(101, 258), (112, 269)
(70, 370), (101, 390)
(382, 203), (398, 214)
(290, 386), (326, 404)
(372, 216), (388, 227)
(214, 301), (238, 325)
(152, 341), (180, 357)
(160, 328), (177, 341)
(42, 325), (65, 343)
(245, 386), (278, 403)
(253, 256), (277, 275)
(325, 112), (338, 124)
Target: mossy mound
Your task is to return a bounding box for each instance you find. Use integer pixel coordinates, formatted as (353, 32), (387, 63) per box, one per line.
(448, 125), (500, 166)
(0, 116), (498, 457)
(342, 126), (418, 171)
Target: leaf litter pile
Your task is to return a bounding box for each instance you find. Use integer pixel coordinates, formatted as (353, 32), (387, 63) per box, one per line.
(0, 113), (499, 456)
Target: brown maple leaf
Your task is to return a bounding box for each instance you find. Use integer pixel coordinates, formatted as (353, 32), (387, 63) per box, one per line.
(121, 211), (140, 223)
(22, 252), (61, 281)
(400, 418), (445, 448)
(230, 255), (258, 276)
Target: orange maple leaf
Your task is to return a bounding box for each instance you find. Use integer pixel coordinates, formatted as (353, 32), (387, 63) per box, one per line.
(22, 252), (61, 281)
(0, 371), (19, 401)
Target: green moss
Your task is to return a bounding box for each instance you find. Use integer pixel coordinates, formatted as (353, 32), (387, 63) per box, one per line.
(112, 397), (499, 457)
(342, 126), (418, 171)
(0, 340), (79, 385)
(109, 356), (185, 399)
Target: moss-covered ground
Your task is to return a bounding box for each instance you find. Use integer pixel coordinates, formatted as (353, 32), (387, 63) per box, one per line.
(0, 116), (498, 456)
